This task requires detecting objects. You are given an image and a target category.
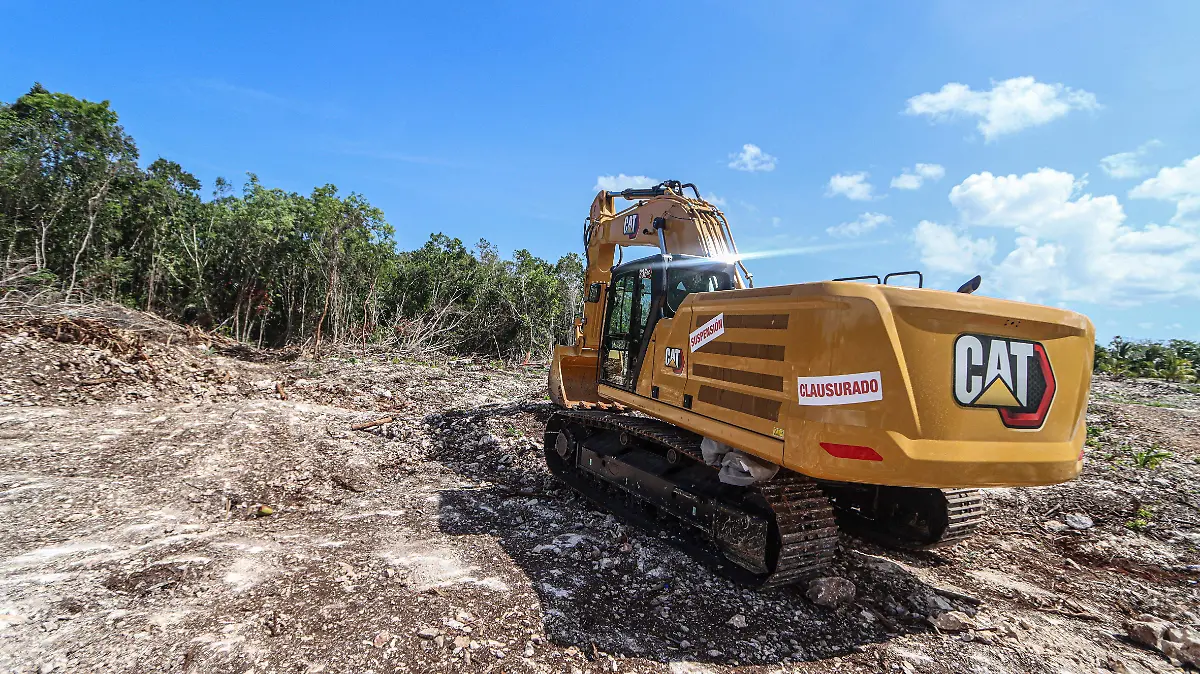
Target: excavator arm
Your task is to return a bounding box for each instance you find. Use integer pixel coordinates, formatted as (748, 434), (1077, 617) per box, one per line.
(550, 181), (751, 407)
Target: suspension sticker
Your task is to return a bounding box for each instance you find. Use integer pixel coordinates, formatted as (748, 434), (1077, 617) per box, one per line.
(689, 313), (725, 352)
(797, 372), (883, 406)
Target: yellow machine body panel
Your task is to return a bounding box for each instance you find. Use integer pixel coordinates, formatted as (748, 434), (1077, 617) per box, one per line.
(596, 281), (1092, 489)
(548, 181), (1093, 491)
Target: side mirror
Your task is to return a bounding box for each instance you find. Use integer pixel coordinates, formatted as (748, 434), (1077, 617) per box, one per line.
(586, 282), (603, 303)
(957, 275), (982, 294)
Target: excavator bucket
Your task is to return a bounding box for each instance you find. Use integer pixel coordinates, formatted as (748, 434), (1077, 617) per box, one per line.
(548, 346), (600, 408)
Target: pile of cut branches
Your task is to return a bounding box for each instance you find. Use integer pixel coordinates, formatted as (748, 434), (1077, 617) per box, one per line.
(0, 257), (239, 352)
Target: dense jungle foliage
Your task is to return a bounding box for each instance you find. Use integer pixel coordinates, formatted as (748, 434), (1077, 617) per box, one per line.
(0, 84), (583, 358)
(1094, 337), (1198, 383)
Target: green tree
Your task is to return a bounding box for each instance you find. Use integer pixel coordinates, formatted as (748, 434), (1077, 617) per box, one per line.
(0, 83), (584, 360)
(1097, 336), (1200, 383)
(1160, 356), (1195, 383)
(0, 84), (138, 294)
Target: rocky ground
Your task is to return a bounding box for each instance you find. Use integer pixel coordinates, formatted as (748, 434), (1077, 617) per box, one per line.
(0, 313), (1197, 673)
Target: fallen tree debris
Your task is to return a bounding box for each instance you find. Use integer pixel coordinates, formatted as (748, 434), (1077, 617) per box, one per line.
(932, 586), (983, 606)
(350, 416), (393, 431)
(1038, 607), (1103, 621)
(78, 377), (118, 386)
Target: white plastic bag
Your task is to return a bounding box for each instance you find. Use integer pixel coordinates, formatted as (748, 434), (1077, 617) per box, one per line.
(700, 437), (730, 466)
(700, 437), (780, 486)
(719, 450), (780, 486)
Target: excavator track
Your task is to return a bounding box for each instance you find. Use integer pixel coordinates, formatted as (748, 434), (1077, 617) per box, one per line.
(820, 484), (986, 551)
(544, 410), (838, 588)
(932, 489), (987, 548)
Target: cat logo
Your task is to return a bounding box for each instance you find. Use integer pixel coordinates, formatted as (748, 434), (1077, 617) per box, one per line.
(623, 214), (639, 239)
(953, 333), (1056, 429)
(664, 347), (684, 374)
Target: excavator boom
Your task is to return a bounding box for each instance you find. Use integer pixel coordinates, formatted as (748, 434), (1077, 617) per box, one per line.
(552, 181), (750, 407)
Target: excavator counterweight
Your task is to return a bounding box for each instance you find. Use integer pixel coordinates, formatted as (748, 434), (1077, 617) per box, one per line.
(546, 181), (1093, 587)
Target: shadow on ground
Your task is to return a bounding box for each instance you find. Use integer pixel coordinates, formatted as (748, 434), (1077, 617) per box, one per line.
(429, 403), (957, 666)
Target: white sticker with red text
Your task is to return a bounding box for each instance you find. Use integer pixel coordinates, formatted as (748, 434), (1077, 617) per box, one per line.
(689, 313), (725, 352)
(797, 371), (882, 406)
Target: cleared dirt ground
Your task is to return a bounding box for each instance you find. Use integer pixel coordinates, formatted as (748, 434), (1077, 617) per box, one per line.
(0, 317), (1197, 673)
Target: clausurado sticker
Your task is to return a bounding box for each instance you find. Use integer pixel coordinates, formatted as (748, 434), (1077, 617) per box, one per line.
(797, 371), (882, 406)
(689, 313), (725, 352)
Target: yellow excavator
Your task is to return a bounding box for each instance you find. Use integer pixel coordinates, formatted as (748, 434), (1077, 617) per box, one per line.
(546, 180), (1094, 587)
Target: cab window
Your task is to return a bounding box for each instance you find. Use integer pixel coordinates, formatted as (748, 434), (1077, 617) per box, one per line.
(636, 275), (653, 338)
(663, 269), (732, 318)
(601, 270), (657, 391)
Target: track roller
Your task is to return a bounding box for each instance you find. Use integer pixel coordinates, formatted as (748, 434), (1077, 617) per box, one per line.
(543, 410), (839, 588)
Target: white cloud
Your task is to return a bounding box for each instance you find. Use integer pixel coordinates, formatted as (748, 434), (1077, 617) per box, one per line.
(1100, 153), (1148, 180)
(827, 212), (892, 238)
(917, 163), (946, 180)
(1099, 140), (1161, 179)
(826, 172), (874, 201)
(915, 167), (1200, 305)
(704, 193), (727, 207)
(1129, 153), (1200, 224)
(728, 144), (777, 172)
(904, 77), (1099, 141)
(913, 220), (996, 275)
(594, 174), (658, 192)
(948, 168), (1086, 230)
(891, 163), (945, 190)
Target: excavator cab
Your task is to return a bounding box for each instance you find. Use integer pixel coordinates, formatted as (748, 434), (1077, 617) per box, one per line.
(599, 254), (734, 392)
(548, 181), (748, 409)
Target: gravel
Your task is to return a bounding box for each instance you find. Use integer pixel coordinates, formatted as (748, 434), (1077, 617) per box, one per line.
(1, 316), (1197, 673)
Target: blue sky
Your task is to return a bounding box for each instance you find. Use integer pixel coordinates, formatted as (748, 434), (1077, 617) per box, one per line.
(4, 1), (1200, 342)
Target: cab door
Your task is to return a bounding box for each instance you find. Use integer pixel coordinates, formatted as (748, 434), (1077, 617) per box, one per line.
(600, 269), (654, 391)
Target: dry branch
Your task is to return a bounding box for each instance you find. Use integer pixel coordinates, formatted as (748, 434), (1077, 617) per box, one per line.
(1037, 607), (1102, 621)
(932, 587), (983, 606)
(350, 416), (393, 431)
(78, 377), (118, 386)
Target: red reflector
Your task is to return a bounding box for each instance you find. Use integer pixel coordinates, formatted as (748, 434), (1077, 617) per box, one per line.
(820, 442), (883, 461)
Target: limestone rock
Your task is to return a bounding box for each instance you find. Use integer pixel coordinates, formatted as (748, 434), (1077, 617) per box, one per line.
(806, 577), (856, 608)
(1125, 615), (1170, 651)
(930, 611), (974, 633)
(1064, 513), (1094, 530)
